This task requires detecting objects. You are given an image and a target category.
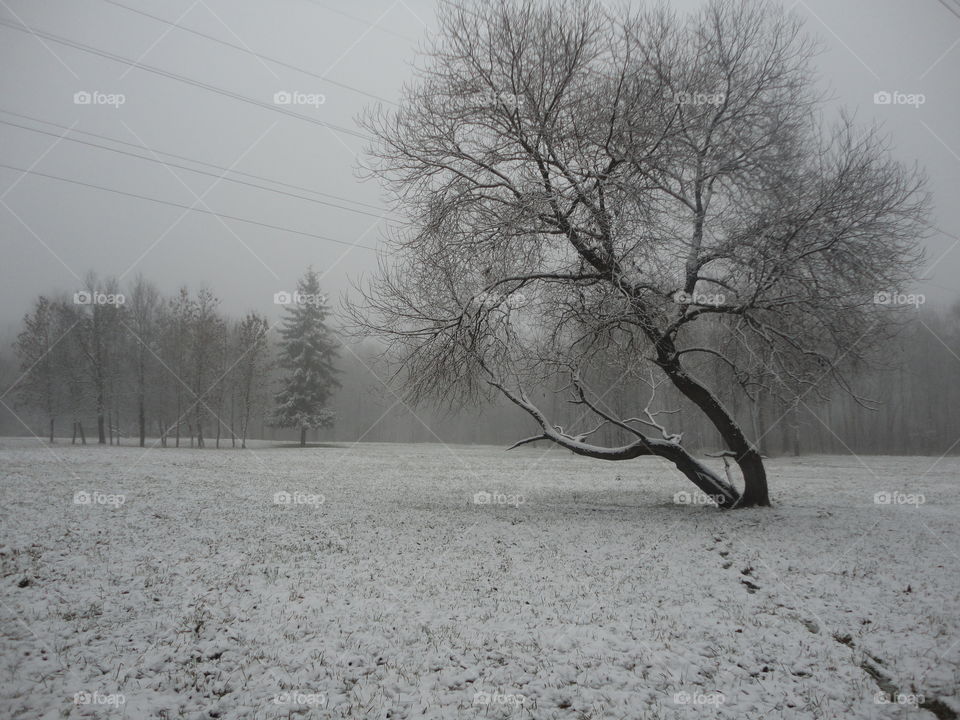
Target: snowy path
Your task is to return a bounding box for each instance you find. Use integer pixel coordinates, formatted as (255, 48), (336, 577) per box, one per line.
(1, 439), (957, 718)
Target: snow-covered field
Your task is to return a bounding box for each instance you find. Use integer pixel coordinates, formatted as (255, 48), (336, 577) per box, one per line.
(1, 437), (957, 719)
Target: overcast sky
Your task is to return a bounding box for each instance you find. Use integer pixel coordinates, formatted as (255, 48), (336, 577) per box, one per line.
(0, 0), (957, 336)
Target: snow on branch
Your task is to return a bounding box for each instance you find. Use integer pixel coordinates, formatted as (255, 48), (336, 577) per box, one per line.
(487, 375), (672, 461)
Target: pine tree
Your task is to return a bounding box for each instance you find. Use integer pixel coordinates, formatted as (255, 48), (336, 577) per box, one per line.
(272, 269), (340, 446)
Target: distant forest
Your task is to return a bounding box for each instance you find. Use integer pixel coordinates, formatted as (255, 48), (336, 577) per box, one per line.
(1, 273), (957, 456)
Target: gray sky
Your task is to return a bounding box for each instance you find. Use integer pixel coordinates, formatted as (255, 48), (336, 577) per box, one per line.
(0, 0), (957, 336)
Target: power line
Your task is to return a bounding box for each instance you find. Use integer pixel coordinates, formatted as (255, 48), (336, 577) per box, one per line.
(0, 116), (399, 222)
(99, 0), (399, 106)
(0, 161), (379, 251)
(0, 107), (388, 213)
(0, 18), (373, 141)
(298, 0), (419, 43)
(934, 0), (960, 20)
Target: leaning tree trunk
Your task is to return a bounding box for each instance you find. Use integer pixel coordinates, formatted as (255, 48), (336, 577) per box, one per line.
(498, 381), (743, 508)
(652, 443), (742, 508)
(531, 421), (743, 508)
(657, 351), (770, 507)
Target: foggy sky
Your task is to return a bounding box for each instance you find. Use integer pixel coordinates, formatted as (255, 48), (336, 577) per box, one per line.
(0, 0), (957, 337)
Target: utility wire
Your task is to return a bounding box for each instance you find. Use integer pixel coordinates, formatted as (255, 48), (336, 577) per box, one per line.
(0, 108), (387, 213)
(0, 116), (399, 222)
(934, 0), (960, 20)
(0, 161), (379, 251)
(298, 0), (419, 43)
(100, 0), (399, 106)
(0, 18), (373, 141)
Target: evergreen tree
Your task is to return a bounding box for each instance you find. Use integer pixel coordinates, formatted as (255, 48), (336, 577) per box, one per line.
(272, 269), (339, 446)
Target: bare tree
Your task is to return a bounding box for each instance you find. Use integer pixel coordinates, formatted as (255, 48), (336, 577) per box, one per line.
(234, 311), (270, 449)
(212, 317), (230, 449)
(126, 275), (160, 447)
(73, 273), (125, 445)
(352, 0), (928, 507)
(48, 297), (90, 445)
(14, 296), (64, 442)
(159, 288), (196, 447)
(188, 288), (225, 449)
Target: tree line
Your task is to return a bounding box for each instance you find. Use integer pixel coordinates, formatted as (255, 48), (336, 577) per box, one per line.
(9, 269), (338, 448)
(3, 273), (957, 457)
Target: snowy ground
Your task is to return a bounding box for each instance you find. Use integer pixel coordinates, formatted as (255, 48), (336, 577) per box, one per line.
(0, 437), (958, 719)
